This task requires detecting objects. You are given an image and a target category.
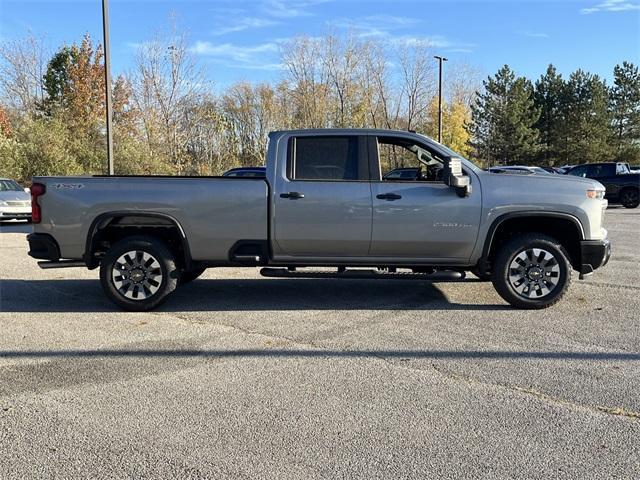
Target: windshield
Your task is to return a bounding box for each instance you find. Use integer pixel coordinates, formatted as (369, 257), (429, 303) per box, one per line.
(0, 180), (23, 192)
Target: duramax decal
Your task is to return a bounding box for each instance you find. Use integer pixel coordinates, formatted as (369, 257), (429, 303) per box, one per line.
(433, 222), (474, 228)
(52, 183), (85, 190)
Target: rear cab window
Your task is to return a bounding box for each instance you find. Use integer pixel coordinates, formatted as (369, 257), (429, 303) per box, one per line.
(616, 163), (630, 175)
(287, 136), (369, 181)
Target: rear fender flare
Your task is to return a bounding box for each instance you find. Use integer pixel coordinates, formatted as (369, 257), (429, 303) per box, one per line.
(84, 211), (192, 269)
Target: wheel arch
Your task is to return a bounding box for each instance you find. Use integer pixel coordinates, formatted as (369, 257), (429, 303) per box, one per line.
(84, 211), (192, 269)
(618, 185), (639, 207)
(481, 212), (585, 271)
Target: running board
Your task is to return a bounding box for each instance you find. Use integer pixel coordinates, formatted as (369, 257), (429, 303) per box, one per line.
(260, 268), (469, 281)
(38, 260), (86, 269)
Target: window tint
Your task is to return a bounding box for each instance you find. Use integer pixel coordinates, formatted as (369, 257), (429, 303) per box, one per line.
(385, 171), (403, 179)
(378, 138), (444, 182)
(568, 166), (588, 177)
(290, 136), (362, 181)
(586, 165), (607, 178)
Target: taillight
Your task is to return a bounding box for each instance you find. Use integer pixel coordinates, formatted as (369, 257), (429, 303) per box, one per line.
(30, 182), (45, 223)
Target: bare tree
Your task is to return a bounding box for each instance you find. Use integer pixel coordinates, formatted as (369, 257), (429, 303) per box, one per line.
(130, 21), (208, 173)
(397, 40), (435, 130)
(446, 61), (483, 107)
(281, 36), (330, 128)
(183, 96), (228, 174)
(0, 33), (48, 116)
(221, 82), (281, 165)
(323, 34), (366, 127)
(361, 40), (400, 129)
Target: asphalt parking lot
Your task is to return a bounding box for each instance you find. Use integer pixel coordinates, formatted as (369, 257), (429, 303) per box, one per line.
(0, 208), (638, 479)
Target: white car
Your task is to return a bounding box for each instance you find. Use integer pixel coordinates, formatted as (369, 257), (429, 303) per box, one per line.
(0, 178), (31, 222)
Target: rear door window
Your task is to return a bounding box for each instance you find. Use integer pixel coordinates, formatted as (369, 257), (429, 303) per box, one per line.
(288, 136), (367, 181)
(586, 165), (602, 178)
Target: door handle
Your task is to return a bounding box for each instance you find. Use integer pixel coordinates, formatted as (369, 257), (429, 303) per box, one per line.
(376, 193), (402, 201)
(280, 191), (305, 199)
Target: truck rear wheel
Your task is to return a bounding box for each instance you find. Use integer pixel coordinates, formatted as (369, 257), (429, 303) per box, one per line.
(620, 188), (639, 208)
(491, 234), (571, 309)
(100, 236), (178, 311)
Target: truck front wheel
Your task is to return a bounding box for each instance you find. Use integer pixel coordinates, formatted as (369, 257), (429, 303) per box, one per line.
(491, 234), (571, 309)
(178, 267), (206, 285)
(100, 236), (178, 311)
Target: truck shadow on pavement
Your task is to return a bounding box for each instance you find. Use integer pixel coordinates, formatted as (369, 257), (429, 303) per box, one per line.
(0, 221), (31, 233)
(0, 278), (511, 312)
(1, 348), (639, 362)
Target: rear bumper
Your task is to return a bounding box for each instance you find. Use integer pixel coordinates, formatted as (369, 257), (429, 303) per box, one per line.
(27, 233), (61, 261)
(580, 238), (611, 276)
(0, 210), (31, 220)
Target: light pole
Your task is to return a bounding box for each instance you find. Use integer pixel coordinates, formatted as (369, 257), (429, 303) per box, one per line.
(434, 55), (448, 143)
(102, 0), (114, 175)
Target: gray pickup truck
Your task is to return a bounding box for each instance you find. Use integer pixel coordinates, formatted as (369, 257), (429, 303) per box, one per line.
(27, 129), (611, 311)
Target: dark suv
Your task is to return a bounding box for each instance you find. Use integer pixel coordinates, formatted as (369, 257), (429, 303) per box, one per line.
(566, 162), (639, 208)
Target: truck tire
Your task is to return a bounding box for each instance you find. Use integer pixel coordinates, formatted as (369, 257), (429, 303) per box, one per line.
(100, 236), (178, 311)
(491, 234), (571, 309)
(178, 267), (206, 285)
(620, 188), (639, 208)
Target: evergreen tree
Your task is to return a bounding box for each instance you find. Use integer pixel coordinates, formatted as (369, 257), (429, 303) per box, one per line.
(468, 65), (540, 165)
(41, 46), (75, 113)
(610, 61), (640, 162)
(560, 70), (611, 164)
(534, 64), (565, 165)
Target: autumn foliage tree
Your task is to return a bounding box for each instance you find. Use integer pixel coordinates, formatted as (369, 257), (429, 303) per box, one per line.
(1, 26), (638, 183)
(0, 105), (12, 136)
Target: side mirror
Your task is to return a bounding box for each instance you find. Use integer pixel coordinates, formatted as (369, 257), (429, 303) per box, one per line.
(444, 157), (471, 197)
(24, 187), (30, 194)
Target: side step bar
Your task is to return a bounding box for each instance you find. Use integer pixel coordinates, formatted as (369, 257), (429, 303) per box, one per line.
(38, 260), (86, 269)
(260, 267), (470, 281)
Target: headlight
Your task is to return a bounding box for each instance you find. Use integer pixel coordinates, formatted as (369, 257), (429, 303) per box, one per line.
(0, 201), (8, 206)
(586, 189), (605, 199)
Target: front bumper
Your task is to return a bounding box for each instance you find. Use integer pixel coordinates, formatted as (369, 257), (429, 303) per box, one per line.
(580, 238), (611, 276)
(27, 233), (61, 261)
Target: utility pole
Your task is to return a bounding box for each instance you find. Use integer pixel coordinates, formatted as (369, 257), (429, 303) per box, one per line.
(434, 55), (448, 143)
(102, 0), (114, 175)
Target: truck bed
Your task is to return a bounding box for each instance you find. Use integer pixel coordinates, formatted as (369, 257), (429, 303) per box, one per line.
(32, 176), (269, 261)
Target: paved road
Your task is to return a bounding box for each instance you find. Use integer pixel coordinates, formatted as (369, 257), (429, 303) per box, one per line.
(0, 209), (639, 479)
